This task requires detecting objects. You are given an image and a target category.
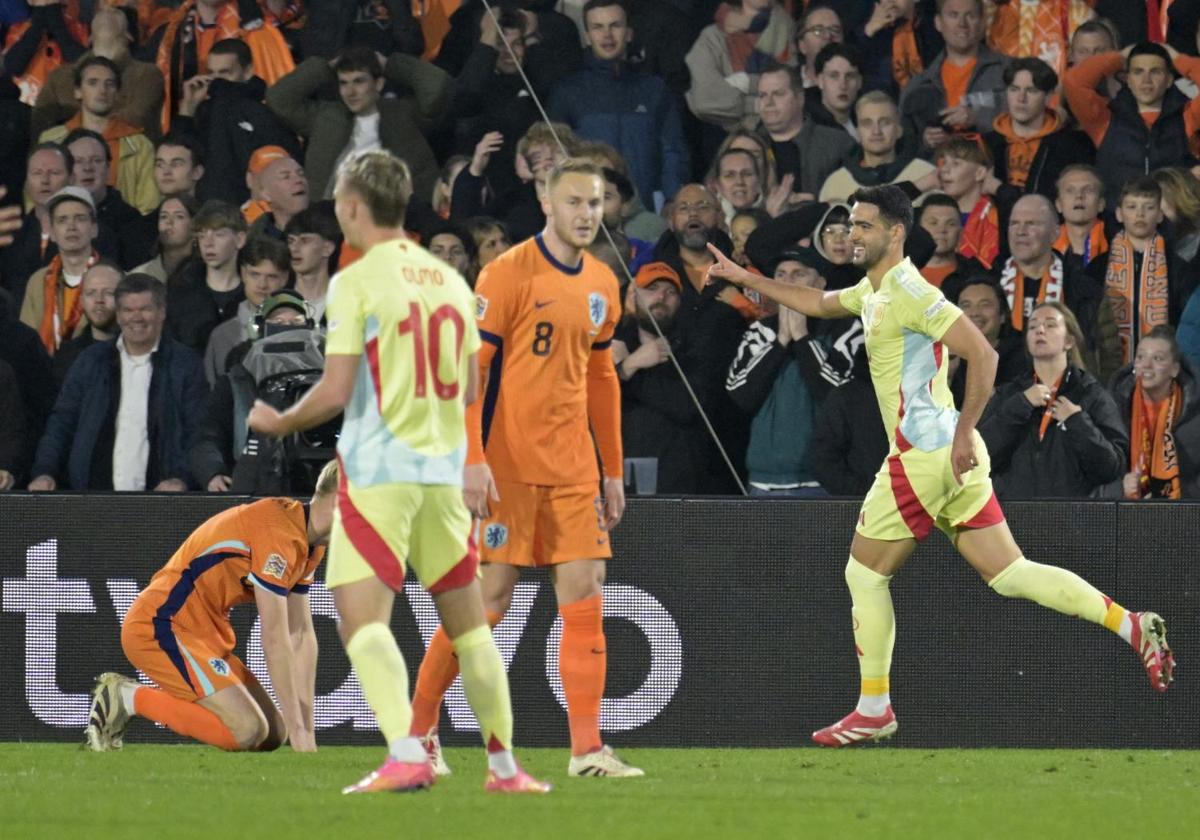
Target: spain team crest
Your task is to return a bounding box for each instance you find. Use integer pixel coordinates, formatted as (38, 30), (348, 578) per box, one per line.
(588, 292), (607, 329)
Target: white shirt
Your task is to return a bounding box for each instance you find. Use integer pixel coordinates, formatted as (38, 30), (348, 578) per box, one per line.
(112, 335), (158, 491)
(326, 112), (382, 198)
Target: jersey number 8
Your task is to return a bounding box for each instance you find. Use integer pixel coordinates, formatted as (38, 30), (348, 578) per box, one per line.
(397, 302), (466, 400)
(532, 321), (554, 356)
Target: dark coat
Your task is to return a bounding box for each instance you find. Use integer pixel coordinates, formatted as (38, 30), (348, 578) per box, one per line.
(850, 0), (943, 98)
(173, 76), (304, 206)
(754, 120), (856, 197)
(0, 358), (30, 481)
(548, 54), (689, 204)
(1094, 85), (1195, 210)
(435, 0), (582, 81)
(30, 336), (208, 490)
(1109, 355), (1200, 498)
(165, 260), (245, 354)
(651, 228), (750, 490)
(296, 0), (424, 60)
(980, 365), (1128, 498)
(0, 299), (56, 459)
(808, 354), (889, 495)
(900, 46), (1010, 152)
(98, 188), (153, 270)
(982, 126), (1096, 202)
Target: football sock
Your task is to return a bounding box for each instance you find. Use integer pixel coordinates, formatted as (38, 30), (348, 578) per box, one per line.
(131, 686), (240, 751)
(988, 558), (1129, 641)
(453, 624), (516, 777)
(559, 594), (605, 757)
(344, 622), (421, 762)
(410, 609), (503, 737)
(845, 557), (895, 718)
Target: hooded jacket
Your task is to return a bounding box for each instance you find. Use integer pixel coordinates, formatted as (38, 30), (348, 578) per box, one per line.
(983, 111), (1096, 201)
(173, 75), (304, 206)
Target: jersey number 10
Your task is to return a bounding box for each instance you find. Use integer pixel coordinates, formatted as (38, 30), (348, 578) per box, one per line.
(397, 302), (466, 400)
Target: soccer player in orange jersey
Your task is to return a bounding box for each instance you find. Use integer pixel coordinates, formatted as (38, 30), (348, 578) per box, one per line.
(85, 462), (338, 753)
(248, 150), (548, 794)
(409, 158), (642, 778)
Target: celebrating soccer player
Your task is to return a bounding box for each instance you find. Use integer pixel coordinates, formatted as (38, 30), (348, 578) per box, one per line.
(247, 150), (549, 794)
(86, 463), (337, 754)
(707, 184), (1175, 747)
(409, 158), (641, 778)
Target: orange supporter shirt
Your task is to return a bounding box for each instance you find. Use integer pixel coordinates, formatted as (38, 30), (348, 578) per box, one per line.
(470, 235), (622, 485)
(941, 57), (977, 109)
(921, 263), (955, 288)
(133, 499), (324, 651)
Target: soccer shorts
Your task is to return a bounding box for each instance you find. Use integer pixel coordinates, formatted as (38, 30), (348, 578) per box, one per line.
(856, 430), (1005, 542)
(478, 480), (612, 567)
(326, 478), (477, 593)
(121, 601), (251, 702)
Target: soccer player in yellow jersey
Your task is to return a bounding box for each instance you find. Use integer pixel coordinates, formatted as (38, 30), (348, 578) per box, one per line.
(249, 150), (549, 794)
(708, 185), (1174, 747)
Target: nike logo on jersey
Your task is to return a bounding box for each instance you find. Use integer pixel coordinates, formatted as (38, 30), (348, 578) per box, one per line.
(534, 299), (555, 308)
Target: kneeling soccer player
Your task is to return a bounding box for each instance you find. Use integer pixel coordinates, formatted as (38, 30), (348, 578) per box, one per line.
(86, 462), (338, 753)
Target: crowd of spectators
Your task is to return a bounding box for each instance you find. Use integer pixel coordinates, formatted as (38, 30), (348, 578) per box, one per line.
(3, 0), (1200, 502)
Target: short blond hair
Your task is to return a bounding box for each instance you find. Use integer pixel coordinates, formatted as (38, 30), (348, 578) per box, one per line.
(313, 460), (340, 499)
(337, 150), (412, 227)
(546, 158), (605, 193)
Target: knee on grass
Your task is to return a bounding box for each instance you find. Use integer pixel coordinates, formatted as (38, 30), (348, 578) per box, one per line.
(224, 708), (272, 751)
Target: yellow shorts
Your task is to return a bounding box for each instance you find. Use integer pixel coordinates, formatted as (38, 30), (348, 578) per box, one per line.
(857, 430), (1005, 542)
(327, 477), (477, 593)
(478, 480), (612, 567)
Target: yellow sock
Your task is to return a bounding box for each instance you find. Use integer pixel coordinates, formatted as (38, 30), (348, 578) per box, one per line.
(454, 625), (514, 752)
(845, 557), (895, 716)
(988, 557), (1119, 631)
(345, 622), (414, 746)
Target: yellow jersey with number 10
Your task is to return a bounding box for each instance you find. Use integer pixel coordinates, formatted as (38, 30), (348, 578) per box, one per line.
(325, 237), (481, 488)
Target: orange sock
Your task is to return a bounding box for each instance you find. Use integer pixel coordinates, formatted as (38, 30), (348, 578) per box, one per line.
(559, 594), (605, 757)
(132, 687), (240, 751)
(411, 610), (503, 737)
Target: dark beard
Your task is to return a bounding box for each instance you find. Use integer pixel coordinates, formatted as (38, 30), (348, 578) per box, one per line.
(673, 226), (710, 251)
(636, 306), (675, 333)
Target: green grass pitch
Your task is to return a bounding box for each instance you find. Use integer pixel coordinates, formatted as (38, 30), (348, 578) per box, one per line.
(2, 745), (1197, 839)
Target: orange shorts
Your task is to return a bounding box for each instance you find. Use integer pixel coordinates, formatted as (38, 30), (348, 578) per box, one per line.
(478, 480), (611, 567)
(121, 600), (252, 702)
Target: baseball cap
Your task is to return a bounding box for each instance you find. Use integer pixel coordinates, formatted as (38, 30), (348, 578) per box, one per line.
(633, 261), (682, 291)
(47, 185), (96, 216)
(248, 145), (292, 175)
(259, 289), (309, 320)
(768, 246), (822, 277)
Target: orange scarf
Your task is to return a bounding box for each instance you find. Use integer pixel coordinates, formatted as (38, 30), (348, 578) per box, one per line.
(989, 0), (1092, 76)
(37, 252), (96, 355)
(891, 20), (923, 90)
(1129, 380), (1181, 498)
(1035, 371), (1064, 442)
(993, 111), (1061, 189)
(958, 196), (1000, 269)
(999, 253), (1065, 331)
(1053, 220), (1107, 267)
(1106, 232), (1170, 365)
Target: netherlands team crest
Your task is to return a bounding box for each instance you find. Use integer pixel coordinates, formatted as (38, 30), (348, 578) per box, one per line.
(209, 658), (230, 676)
(588, 292), (607, 329)
(484, 523), (508, 549)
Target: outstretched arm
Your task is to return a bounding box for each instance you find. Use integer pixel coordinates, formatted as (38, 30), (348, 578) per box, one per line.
(705, 244), (853, 318)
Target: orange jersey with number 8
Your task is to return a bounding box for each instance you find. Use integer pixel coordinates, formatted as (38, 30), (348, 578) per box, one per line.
(472, 235), (621, 486)
(325, 238), (481, 488)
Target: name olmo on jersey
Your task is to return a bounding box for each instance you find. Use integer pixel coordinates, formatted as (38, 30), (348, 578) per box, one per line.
(3, 540), (683, 731)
